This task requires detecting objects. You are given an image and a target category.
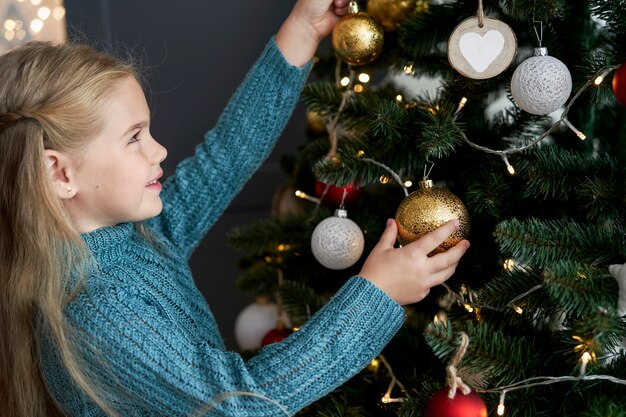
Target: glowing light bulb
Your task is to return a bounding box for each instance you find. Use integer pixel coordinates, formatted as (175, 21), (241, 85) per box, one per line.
(497, 404), (506, 415)
(358, 73), (370, 83)
(52, 7), (66, 20)
(404, 180), (413, 188)
(38, 7), (51, 20)
(340, 77), (350, 87)
(396, 94), (403, 102)
(4, 19), (16, 31)
(354, 84), (364, 93)
(30, 19), (44, 34)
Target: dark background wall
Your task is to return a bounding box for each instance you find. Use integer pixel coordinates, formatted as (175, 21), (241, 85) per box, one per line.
(63, 0), (309, 349)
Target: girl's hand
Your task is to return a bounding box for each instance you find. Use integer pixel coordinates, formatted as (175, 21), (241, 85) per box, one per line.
(276, 0), (350, 67)
(359, 219), (470, 306)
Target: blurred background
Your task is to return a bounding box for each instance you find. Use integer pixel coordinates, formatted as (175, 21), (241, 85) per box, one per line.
(1, 0), (307, 349)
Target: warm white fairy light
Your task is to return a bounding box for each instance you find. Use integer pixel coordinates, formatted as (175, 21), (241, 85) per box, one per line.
(29, 19), (44, 34)
(594, 68), (612, 85)
(563, 118), (586, 140)
(396, 94), (403, 102)
(404, 180), (412, 188)
(497, 390), (507, 415)
(37, 7), (51, 20)
(503, 258), (515, 270)
(379, 175), (390, 184)
(403, 64), (414, 75)
(501, 154), (515, 175)
(294, 190), (321, 204)
(354, 84), (364, 93)
(455, 97), (468, 114)
(340, 76), (350, 87)
(358, 73), (370, 83)
(52, 6), (66, 20)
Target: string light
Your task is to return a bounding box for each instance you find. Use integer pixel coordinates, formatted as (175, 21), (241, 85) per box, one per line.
(356, 150), (365, 158)
(396, 94), (403, 102)
(562, 118), (587, 140)
(358, 73), (370, 83)
(594, 68), (613, 85)
(497, 391), (507, 416)
(404, 180), (413, 188)
(455, 97), (468, 114)
(294, 190), (321, 204)
(340, 76), (350, 87)
(511, 305), (523, 314)
(403, 64), (414, 75)
(379, 175), (390, 184)
(503, 258), (516, 270)
(37, 7), (51, 20)
(501, 154), (515, 175)
(354, 84), (364, 93)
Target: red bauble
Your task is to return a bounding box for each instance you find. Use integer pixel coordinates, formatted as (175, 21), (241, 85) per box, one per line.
(425, 388), (488, 417)
(314, 180), (362, 208)
(612, 62), (626, 107)
(261, 327), (292, 346)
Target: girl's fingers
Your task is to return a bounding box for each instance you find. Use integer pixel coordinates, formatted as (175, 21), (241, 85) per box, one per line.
(428, 239), (470, 271)
(407, 220), (460, 254)
(427, 263), (461, 287)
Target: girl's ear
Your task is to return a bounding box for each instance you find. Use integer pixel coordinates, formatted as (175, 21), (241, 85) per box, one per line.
(43, 149), (76, 199)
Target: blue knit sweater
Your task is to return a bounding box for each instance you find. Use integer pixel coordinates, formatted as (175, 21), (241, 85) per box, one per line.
(42, 38), (405, 417)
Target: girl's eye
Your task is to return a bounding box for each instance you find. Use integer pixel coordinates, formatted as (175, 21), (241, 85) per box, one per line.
(129, 133), (140, 144)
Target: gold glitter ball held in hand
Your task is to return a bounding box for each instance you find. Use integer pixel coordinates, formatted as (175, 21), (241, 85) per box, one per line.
(332, 1), (384, 66)
(395, 177), (470, 253)
(366, 0), (429, 32)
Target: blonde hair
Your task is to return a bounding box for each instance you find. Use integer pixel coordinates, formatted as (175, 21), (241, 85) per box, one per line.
(0, 41), (138, 417)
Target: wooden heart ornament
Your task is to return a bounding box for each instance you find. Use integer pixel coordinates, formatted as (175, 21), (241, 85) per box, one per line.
(448, 16), (517, 79)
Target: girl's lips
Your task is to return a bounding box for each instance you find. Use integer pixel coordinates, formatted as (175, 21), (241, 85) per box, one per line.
(146, 180), (162, 191)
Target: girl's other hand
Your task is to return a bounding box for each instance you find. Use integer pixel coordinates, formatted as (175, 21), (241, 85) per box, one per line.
(359, 219), (470, 306)
(276, 0), (350, 67)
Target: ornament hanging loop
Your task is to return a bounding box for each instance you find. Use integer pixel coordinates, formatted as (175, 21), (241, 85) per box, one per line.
(477, 0), (485, 27)
(532, 0), (543, 47)
(423, 157), (435, 179)
(446, 332), (472, 398)
(348, 1), (359, 14)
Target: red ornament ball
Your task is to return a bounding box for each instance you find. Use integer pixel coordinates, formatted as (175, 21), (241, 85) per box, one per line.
(612, 62), (626, 107)
(261, 327), (293, 346)
(425, 388), (488, 417)
(314, 180), (362, 208)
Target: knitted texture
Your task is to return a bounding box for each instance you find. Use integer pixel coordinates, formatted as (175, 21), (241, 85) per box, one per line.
(41, 38), (406, 417)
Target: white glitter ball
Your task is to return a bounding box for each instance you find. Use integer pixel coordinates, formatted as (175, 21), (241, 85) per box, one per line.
(311, 210), (365, 270)
(234, 301), (291, 351)
(510, 48), (572, 115)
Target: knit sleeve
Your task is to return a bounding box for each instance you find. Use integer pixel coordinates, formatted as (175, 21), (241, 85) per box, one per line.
(146, 37), (312, 258)
(60, 277), (404, 416)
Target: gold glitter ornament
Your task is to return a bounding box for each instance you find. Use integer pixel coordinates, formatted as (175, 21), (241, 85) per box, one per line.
(366, 0), (429, 32)
(395, 177), (470, 252)
(332, 1), (384, 66)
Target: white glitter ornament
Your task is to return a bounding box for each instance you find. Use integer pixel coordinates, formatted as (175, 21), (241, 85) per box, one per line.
(311, 209), (365, 270)
(234, 298), (291, 351)
(510, 47), (572, 115)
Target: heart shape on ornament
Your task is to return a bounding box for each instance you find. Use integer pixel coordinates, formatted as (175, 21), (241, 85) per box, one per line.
(459, 30), (505, 73)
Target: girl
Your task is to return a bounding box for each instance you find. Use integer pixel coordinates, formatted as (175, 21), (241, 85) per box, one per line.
(0, 0), (470, 415)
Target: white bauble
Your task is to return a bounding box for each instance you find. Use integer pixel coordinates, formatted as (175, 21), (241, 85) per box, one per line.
(311, 209), (365, 270)
(234, 299), (291, 351)
(510, 47), (572, 115)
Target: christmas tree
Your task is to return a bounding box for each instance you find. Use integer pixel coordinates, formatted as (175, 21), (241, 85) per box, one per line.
(228, 0), (626, 415)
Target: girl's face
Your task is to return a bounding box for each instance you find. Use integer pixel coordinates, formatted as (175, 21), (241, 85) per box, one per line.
(64, 76), (168, 233)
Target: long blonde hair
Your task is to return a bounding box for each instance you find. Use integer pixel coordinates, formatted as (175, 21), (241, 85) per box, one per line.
(0, 41), (138, 417)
